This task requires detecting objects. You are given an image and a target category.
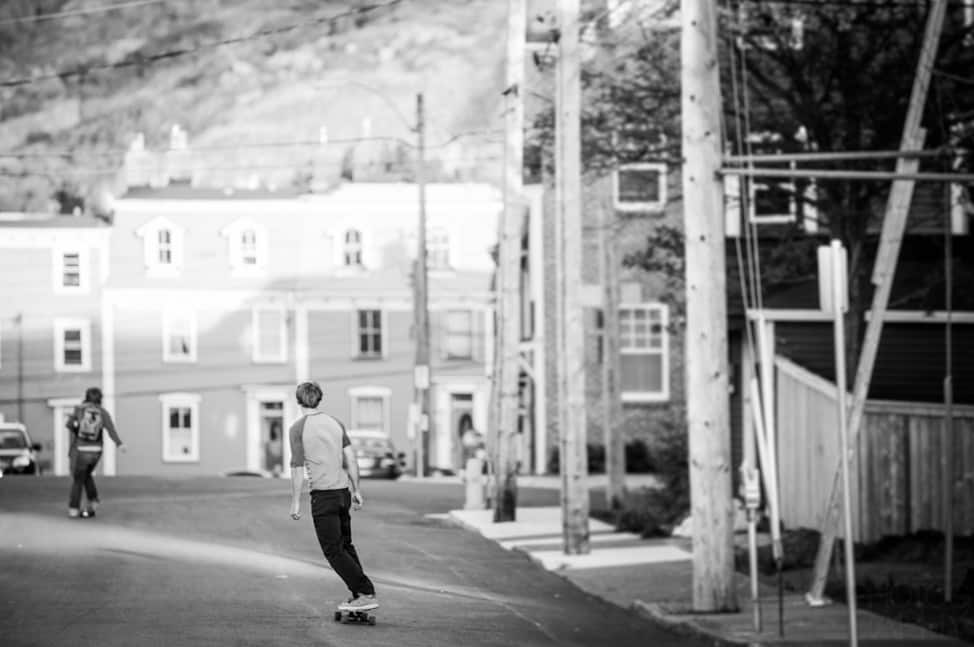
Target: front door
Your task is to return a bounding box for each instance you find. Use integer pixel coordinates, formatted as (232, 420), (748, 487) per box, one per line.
(450, 393), (475, 472)
(260, 400), (285, 476)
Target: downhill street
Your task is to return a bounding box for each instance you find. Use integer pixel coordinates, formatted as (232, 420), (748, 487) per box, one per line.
(0, 476), (702, 647)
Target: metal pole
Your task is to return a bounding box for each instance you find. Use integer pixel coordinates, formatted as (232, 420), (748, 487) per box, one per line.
(16, 313), (24, 424)
(723, 149), (964, 164)
(829, 240), (859, 647)
(720, 167), (974, 184)
(415, 92), (431, 478)
(943, 180), (955, 603)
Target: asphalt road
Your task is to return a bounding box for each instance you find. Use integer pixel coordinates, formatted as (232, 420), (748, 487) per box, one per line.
(0, 476), (704, 647)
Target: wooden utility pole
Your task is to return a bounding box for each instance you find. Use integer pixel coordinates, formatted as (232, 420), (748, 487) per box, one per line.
(806, 0), (947, 604)
(557, 0), (590, 555)
(681, 0), (737, 611)
(494, 0), (525, 523)
(599, 202), (625, 510)
(414, 92), (432, 477)
(16, 313), (24, 424)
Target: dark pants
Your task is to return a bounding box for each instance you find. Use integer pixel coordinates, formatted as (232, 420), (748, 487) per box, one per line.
(311, 488), (375, 597)
(69, 451), (101, 509)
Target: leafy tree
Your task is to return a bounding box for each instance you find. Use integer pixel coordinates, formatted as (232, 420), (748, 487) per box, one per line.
(528, 1), (974, 373)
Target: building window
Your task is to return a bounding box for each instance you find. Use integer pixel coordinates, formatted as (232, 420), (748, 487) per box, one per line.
(163, 309), (197, 363)
(445, 310), (473, 359)
(157, 229), (173, 264)
(240, 230), (258, 265)
(160, 393), (200, 462)
(749, 176), (796, 223)
(427, 228), (451, 270)
(52, 249), (89, 294)
(221, 219), (267, 274)
(349, 386), (391, 433)
(54, 318), (91, 373)
(137, 216), (183, 276)
(253, 306), (287, 363)
(619, 304), (669, 403)
(614, 163), (667, 212)
(344, 229), (363, 267)
(357, 310), (382, 358)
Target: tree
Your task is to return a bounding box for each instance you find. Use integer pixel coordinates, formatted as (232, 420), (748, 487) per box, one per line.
(529, 1), (974, 369)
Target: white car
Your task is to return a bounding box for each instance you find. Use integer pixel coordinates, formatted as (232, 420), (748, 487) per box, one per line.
(0, 423), (42, 476)
(347, 430), (405, 479)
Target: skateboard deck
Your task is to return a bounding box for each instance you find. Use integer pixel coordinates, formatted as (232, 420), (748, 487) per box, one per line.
(333, 609), (376, 626)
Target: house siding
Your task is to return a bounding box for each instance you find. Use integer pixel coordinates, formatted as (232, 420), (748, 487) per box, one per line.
(0, 225), (108, 471)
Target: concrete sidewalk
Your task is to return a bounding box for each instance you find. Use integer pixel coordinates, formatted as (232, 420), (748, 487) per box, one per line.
(448, 506), (967, 646)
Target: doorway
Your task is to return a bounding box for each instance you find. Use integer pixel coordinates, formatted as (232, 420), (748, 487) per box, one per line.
(450, 393), (476, 472)
(260, 400), (285, 476)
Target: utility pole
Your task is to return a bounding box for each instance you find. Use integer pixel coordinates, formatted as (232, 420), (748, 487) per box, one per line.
(557, 0), (590, 555)
(681, 0), (737, 611)
(599, 201), (625, 510)
(494, 0), (525, 522)
(16, 313), (24, 424)
(414, 92), (432, 477)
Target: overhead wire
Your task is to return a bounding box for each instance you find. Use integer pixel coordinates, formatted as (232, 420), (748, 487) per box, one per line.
(0, 0), (165, 26)
(0, 0), (403, 89)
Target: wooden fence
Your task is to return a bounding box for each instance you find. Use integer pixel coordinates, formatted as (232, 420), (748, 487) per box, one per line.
(774, 356), (974, 543)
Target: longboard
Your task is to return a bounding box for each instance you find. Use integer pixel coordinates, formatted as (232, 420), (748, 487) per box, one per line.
(333, 610), (376, 626)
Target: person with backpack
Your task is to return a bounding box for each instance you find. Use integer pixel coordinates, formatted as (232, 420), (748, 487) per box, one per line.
(66, 387), (124, 518)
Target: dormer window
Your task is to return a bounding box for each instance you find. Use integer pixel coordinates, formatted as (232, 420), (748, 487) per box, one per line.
(344, 229), (363, 267)
(240, 230), (258, 265)
(157, 229), (173, 264)
(136, 216), (184, 277)
(220, 218), (267, 276)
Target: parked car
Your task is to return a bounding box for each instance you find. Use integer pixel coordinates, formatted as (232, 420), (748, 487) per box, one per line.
(0, 423), (42, 476)
(347, 430), (405, 479)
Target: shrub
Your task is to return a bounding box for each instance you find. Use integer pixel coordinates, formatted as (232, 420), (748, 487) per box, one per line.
(546, 439), (654, 475)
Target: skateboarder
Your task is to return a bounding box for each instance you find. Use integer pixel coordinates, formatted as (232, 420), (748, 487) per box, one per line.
(288, 381), (378, 613)
(65, 387), (125, 518)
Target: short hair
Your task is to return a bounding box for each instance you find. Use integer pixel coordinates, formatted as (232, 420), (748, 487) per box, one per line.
(84, 387), (103, 405)
(295, 382), (323, 408)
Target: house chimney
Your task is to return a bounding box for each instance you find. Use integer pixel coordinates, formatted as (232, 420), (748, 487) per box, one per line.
(166, 124), (192, 184)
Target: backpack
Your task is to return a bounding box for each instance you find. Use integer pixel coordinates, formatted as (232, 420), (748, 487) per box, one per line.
(77, 405), (104, 444)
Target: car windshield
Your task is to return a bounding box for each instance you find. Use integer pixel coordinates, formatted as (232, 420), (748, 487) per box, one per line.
(0, 430), (28, 450)
(351, 437), (392, 452)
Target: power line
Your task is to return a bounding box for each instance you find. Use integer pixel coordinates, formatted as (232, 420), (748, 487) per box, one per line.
(0, 0), (403, 89)
(0, 0), (165, 27)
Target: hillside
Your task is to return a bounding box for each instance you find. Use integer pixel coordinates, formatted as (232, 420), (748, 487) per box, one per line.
(0, 0), (508, 212)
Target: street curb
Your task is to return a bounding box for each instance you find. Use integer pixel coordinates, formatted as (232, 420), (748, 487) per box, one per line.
(631, 600), (755, 647)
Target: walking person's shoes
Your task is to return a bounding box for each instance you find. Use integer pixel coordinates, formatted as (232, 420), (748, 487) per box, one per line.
(81, 508), (96, 518)
(338, 595), (379, 612)
(68, 508), (81, 518)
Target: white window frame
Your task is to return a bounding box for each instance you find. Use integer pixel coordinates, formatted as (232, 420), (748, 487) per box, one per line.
(748, 174), (797, 224)
(252, 305), (288, 364)
(52, 247), (89, 295)
(347, 385), (391, 435)
(136, 216), (184, 277)
(355, 309), (385, 359)
(427, 227), (452, 270)
(444, 309), (474, 360)
(53, 318), (92, 373)
(619, 303), (669, 403)
(220, 218), (268, 276)
(162, 308), (198, 363)
(613, 162), (667, 213)
(160, 392), (201, 463)
(342, 229), (364, 268)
